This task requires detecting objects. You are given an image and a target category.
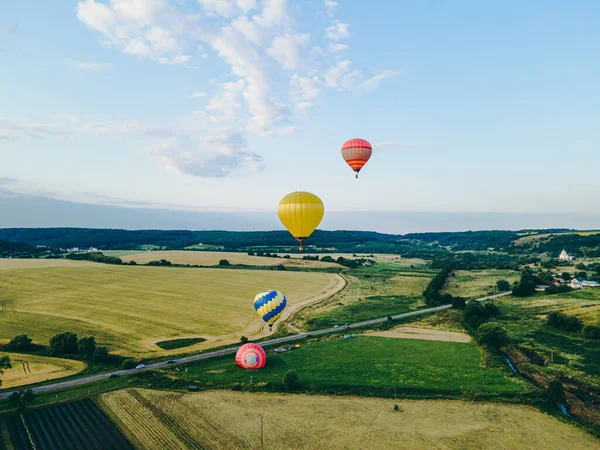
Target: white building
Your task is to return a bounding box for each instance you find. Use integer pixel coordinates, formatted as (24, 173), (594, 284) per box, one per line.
(559, 249), (574, 261)
(571, 278), (600, 289)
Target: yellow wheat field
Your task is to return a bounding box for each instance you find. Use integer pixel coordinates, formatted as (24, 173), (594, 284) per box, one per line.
(0, 261), (344, 356)
(0, 351), (86, 389)
(99, 389), (600, 450)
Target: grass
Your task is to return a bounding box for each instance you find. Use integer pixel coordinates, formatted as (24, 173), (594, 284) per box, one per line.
(176, 336), (524, 395)
(442, 269), (520, 298)
(0, 352), (86, 389)
(0, 261), (344, 356)
(99, 388), (600, 450)
(295, 261), (435, 330)
(155, 338), (206, 350)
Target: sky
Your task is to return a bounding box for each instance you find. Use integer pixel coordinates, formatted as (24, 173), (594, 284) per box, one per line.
(1, 1), (600, 230)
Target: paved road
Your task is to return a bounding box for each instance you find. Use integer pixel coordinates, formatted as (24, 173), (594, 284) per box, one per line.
(0, 291), (512, 400)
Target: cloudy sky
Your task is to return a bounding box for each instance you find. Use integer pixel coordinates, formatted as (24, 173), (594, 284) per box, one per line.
(1, 1), (600, 221)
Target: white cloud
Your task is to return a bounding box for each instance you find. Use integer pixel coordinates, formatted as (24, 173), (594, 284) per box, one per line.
(328, 42), (348, 53)
(206, 80), (245, 123)
(0, 118), (66, 139)
(324, 60), (361, 89)
(150, 129), (263, 178)
(359, 70), (400, 91)
(325, 21), (349, 40)
(295, 101), (313, 113)
(291, 75), (321, 100)
(190, 91), (206, 98)
(267, 33), (309, 71)
(70, 60), (113, 71)
(197, 0), (257, 17)
(323, 1), (338, 14)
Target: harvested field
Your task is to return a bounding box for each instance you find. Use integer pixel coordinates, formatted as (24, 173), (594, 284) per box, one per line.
(0, 261), (344, 356)
(366, 326), (471, 343)
(0, 352), (86, 389)
(99, 389), (600, 450)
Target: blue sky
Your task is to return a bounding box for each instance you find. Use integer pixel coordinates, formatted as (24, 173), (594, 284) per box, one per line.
(1, 0), (599, 218)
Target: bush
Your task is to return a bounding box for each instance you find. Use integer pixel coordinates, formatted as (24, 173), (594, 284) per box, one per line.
(129, 260), (137, 265)
(219, 259), (230, 266)
(496, 280), (511, 291)
(463, 301), (498, 328)
(49, 332), (78, 355)
(240, 336), (249, 344)
(583, 324), (600, 339)
(121, 358), (139, 370)
(320, 256), (335, 263)
(477, 323), (508, 348)
(4, 334), (33, 351)
(547, 311), (584, 332)
(283, 369), (299, 391)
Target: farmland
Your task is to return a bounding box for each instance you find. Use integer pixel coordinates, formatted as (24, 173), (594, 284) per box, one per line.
(0, 261), (344, 356)
(295, 260), (435, 330)
(441, 269), (520, 298)
(2, 398), (133, 449)
(174, 335), (525, 395)
(0, 352), (86, 389)
(98, 389), (600, 450)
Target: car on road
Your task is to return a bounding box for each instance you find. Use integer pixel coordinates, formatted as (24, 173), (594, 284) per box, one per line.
(344, 322), (350, 329)
(166, 360), (176, 364)
(333, 325), (339, 328)
(135, 364), (146, 369)
(109, 373), (120, 378)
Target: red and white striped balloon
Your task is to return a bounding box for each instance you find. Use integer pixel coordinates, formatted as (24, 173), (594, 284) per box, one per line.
(341, 138), (372, 178)
(235, 343), (267, 370)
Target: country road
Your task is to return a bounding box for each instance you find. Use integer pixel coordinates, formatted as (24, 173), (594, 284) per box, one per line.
(0, 291), (512, 400)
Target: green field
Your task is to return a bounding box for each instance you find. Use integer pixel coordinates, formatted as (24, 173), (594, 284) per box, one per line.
(442, 269), (520, 298)
(495, 289), (600, 424)
(296, 261), (435, 330)
(175, 336), (525, 395)
(98, 389), (600, 450)
(0, 261), (344, 356)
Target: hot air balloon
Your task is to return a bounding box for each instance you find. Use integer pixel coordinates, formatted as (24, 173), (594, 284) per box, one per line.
(254, 290), (287, 331)
(341, 138), (372, 178)
(278, 191), (324, 250)
(236, 343), (267, 370)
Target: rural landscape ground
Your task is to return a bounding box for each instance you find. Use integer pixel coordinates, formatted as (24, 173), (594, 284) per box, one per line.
(0, 228), (599, 449)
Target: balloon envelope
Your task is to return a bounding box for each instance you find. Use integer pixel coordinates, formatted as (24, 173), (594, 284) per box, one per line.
(341, 138), (372, 177)
(236, 343), (267, 370)
(254, 290), (287, 328)
(277, 191), (324, 248)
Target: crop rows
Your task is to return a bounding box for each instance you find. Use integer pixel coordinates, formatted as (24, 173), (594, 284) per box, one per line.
(4, 399), (133, 450)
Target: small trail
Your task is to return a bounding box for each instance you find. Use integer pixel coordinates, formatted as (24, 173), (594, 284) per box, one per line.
(366, 405), (383, 433)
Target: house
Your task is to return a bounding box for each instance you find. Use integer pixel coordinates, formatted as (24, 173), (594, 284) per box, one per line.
(535, 285), (550, 292)
(583, 280), (600, 288)
(559, 249), (574, 261)
(571, 278), (584, 289)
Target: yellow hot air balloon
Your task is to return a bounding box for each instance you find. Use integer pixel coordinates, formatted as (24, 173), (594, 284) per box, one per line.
(278, 191), (324, 250)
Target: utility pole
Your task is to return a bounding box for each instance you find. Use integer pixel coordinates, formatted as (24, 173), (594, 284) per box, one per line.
(260, 415), (264, 450)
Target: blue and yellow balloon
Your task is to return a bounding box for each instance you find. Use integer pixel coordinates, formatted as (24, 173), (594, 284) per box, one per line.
(253, 290), (287, 331)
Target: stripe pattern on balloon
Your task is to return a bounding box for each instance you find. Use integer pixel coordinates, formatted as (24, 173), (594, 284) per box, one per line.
(253, 290), (287, 329)
(341, 138), (372, 177)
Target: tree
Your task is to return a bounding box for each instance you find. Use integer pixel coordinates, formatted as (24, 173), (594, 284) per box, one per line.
(583, 325), (600, 339)
(575, 271), (587, 280)
(496, 280), (511, 292)
(92, 346), (109, 363)
(129, 260), (137, 265)
(240, 336), (249, 344)
(546, 380), (564, 407)
(452, 296), (466, 310)
(563, 315), (583, 332)
(77, 336), (97, 358)
(0, 355), (11, 388)
(49, 332), (78, 355)
(477, 323), (508, 348)
(562, 272), (571, 282)
(8, 389), (34, 410)
(4, 334), (33, 351)
(441, 293), (454, 304)
(218, 259), (230, 266)
(320, 256), (335, 263)
(283, 369), (299, 391)
(547, 311), (563, 327)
